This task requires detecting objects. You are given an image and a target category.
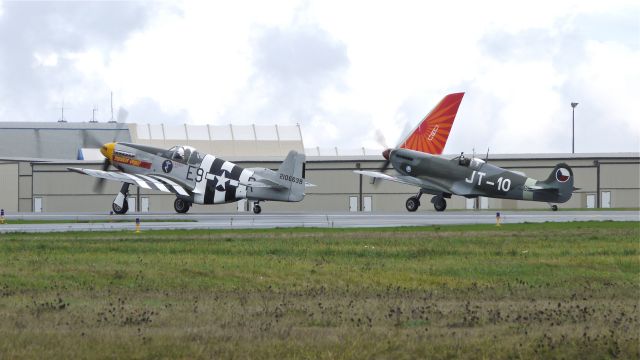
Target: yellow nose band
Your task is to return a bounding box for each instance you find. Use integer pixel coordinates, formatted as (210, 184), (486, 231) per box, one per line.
(100, 143), (115, 162)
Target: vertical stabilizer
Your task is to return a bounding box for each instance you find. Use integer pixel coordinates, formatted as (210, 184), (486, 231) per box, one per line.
(276, 150), (307, 201)
(540, 163), (574, 203)
(398, 92), (464, 154)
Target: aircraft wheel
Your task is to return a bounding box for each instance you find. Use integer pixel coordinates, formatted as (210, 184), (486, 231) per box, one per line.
(551, 205), (558, 211)
(174, 198), (191, 214)
(112, 200), (129, 215)
(253, 204), (262, 214)
(405, 197), (420, 212)
(433, 196), (447, 212)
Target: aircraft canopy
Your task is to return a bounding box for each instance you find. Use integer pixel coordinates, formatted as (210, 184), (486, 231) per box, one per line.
(168, 145), (202, 164)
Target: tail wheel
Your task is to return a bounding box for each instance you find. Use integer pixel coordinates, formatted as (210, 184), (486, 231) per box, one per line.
(433, 196), (447, 212)
(551, 205), (558, 211)
(405, 196), (420, 212)
(253, 204), (262, 214)
(112, 200), (129, 215)
(174, 198), (191, 214)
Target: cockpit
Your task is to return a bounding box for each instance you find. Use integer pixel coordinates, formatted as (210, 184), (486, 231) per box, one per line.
(168, 145), (202, 165)
(452, 153), (486, 170)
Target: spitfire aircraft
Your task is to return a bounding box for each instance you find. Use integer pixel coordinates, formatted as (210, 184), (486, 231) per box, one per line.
(68, 143), (312, 214)
(355, 92), (575, 211)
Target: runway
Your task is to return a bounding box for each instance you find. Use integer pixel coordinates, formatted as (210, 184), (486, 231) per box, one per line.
(0, 210), (637, 233)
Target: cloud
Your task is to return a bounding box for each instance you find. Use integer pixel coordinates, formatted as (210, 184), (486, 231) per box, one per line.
(564, 40), (640, 152)
(219, 19), (358, 147)
(127, 98), (189, 124)
(0, 1), (173, 122)
(0, 0), (637, 154)
(465, 8), (640, 153)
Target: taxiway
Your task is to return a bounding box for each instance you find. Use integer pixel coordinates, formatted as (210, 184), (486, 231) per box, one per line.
(0, 210), (637, 233)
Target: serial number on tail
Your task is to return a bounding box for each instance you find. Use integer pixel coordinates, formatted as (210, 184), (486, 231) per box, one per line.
(280, 174), (304, 184)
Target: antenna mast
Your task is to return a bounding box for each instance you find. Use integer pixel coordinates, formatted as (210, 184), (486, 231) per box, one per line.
(58, 100), (67, 122)
(110, 91), (114, 122)
(91, 105), (98, 123)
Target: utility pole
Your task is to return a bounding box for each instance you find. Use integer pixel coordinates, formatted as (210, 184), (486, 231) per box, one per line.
(571, 102), (579, 153)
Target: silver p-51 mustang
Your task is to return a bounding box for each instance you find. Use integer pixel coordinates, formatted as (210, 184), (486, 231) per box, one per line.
(68, 142), (313, 214)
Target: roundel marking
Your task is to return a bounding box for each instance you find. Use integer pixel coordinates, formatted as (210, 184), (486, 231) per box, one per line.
(556, 168), (570, 182)
(406, 165), (412, 173)
(162, 160), (173, 173)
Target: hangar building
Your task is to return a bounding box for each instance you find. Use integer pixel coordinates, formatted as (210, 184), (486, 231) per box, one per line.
(0, 121), (638, 213)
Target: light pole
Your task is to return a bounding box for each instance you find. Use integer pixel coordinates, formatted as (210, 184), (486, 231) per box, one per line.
(571, 102), (578, 153)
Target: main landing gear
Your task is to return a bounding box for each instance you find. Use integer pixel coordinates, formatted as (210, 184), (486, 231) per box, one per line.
(548, 203), (559, 211)
(174, 198), (191, 214)
(431, 196), (447, 212)
(112, 183), (130, 215)
(252, 202), (262, 214)
(405, 196), (420, 212)
(404, 190), (448, 212)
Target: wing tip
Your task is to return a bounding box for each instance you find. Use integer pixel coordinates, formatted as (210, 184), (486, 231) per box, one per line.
(67, 167), (85, 174)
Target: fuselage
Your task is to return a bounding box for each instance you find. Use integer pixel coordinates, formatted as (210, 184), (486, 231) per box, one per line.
(105, 142), (294, 205)
(389, 148), (571, 203)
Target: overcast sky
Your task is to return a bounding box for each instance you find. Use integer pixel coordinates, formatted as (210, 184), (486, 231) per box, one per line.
(0, 0), (638, 154)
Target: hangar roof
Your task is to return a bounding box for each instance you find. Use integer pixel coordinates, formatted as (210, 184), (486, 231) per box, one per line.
(0, 122), (131, 160)
(129, 123), (304, 158)
(0, 122), (304, 160)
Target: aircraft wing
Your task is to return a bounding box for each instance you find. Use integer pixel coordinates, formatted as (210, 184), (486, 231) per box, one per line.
(67, 168), (191, 196)
(354, 170), (450, 194)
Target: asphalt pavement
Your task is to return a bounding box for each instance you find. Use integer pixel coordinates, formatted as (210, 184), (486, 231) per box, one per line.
(0, 210), (637, 233)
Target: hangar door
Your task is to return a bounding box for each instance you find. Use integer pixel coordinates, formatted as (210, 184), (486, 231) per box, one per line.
(0, 164), (19, 212)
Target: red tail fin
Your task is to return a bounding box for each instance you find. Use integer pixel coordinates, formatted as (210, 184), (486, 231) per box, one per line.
(398, 92), (464, 154)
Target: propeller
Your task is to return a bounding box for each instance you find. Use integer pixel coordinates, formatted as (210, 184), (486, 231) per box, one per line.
(93, 153), (111, 192)
(369, 120), (415, 185)
(89, 107), (129, 192)
(374, 129), (392, 174)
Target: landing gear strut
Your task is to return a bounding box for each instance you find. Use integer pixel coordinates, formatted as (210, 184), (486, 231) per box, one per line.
(432, 195), (447, 212)
(174, 198), (191, 214)
(405, 190), (423, 212)
(112, 183), (130, 215)
(252, 202), (262, 214)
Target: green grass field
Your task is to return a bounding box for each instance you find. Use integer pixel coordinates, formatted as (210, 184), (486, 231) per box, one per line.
(0, 221), (638, 359)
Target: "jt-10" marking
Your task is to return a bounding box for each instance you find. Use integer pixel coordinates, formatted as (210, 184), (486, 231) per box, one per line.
(465, 171), (511, 192)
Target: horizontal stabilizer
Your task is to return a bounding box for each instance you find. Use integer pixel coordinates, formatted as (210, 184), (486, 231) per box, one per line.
(239, 178), (316, 190)
(239, 178), (287, 189)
